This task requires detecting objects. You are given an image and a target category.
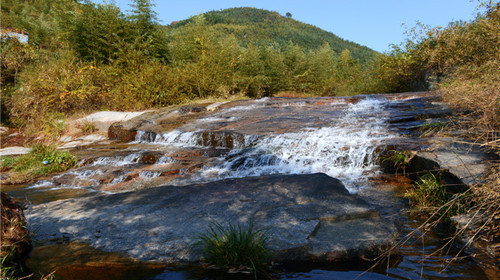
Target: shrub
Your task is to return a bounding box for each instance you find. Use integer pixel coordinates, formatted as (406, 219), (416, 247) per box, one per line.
(1, 193), (32, 279)
(194, 222), (272, 278)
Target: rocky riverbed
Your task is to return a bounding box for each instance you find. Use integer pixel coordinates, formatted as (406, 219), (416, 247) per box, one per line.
(2, 91), (497, 279)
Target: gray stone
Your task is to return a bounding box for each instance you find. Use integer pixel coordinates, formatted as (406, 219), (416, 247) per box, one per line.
(77, 111), (148, 133)
(0, 146), (31, 156)
(26, 173), (397, 264)
(414, 137), (491, 186)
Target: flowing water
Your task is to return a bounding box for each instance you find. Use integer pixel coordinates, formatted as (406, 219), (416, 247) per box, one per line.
(4, 92), (490, 279)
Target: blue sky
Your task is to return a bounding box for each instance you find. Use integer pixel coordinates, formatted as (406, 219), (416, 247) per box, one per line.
(105, 0), (483, 53)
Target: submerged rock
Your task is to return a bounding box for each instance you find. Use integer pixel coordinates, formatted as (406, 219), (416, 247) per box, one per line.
(26, 173), (397, 265)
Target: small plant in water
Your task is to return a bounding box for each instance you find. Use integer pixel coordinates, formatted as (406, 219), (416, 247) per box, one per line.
(194, 222), (272, 278)
(406, 173), (447, 209)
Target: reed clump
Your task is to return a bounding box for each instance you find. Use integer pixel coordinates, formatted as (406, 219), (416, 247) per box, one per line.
(194, 222), (273, 278)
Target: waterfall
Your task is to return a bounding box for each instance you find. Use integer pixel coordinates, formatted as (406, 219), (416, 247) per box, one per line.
(195, 98), (395, 192)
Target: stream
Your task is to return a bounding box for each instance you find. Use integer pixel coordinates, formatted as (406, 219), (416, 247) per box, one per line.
(3, 92), (491, 279)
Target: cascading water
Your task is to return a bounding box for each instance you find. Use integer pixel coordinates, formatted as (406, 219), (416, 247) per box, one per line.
(20, 95), (407, 196)
(195, 98), (396, 191)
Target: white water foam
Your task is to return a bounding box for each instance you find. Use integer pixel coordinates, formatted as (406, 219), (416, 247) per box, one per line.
(139, 171), (162, 178)
(134, 130), (199, 147)
(111, 175), (127, 184)
(197, 98), (395, 192)
(92, 153), (143, 166)
(195, 117), (238, 123)
(69, 169), (104, 177)
(27, 180), (53, 189)
(158, 156), (175, 164)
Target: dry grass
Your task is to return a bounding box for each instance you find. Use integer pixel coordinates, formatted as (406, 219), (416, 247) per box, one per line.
(274, 91), (318, 98)
(439, 59), (500, 153)
(1, 193), (32, 279)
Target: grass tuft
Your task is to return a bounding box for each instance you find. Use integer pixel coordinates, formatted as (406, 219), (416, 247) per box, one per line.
(77, 119), (98, 135)
(194, 222), (273, 278)
(405, 172), (469, 217)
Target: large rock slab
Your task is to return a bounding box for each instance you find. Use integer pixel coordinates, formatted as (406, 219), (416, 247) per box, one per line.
(26, 173), (397, 264)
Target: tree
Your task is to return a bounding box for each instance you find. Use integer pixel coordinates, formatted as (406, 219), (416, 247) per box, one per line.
(128, 0), (168, 62)
(286, 12), (292, 18)
(129, 0), (158, 37)
(70, 2), (128, 64)
(305, 42), (335, 93)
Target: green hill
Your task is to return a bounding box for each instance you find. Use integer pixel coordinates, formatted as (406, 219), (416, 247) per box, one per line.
(169, 7), (377, 64)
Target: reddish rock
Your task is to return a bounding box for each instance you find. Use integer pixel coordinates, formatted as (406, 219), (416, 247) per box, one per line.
(108, 123), (137, 142)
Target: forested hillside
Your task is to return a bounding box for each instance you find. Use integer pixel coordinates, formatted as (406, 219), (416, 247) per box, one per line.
(170, 7), (376, 63)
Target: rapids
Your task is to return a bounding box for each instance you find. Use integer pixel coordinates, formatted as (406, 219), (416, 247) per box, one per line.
(14, 93), (441, 201)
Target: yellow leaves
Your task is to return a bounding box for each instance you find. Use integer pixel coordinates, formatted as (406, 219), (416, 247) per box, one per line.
(59, 89), (89, 103)
(77, 65), (99, 74)
(59, 91), (71, 101)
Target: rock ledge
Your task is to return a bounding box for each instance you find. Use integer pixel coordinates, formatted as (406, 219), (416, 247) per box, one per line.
(27, 173), (397, 264)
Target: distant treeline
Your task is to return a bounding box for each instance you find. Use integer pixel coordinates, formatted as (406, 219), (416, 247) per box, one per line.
(1, 0), (498, 137)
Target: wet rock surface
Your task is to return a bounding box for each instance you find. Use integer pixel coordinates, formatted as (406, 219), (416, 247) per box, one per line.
(7, 92), (461, 201)
(26, 173), (397, 264)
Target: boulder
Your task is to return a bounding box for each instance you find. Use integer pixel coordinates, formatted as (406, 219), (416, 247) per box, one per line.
(77, 111), (148, 133)
(26, 174), (397, 265)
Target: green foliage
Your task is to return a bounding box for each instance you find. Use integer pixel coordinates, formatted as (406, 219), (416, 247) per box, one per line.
(405, 173), (468, 217)
(0, 156), (19, 171)
(1, 144), (77, 177)
(1, 242), (22, 279)
(172, 7), (377, 64)
(69, 1), (128, 64)
(194, 222), (272, 277)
